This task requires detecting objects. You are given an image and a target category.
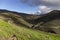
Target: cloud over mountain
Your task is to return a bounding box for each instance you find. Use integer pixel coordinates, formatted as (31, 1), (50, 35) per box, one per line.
(39, 5), (52, 13)
(20, 0), (60, 13)
(20, 0), (60, 6)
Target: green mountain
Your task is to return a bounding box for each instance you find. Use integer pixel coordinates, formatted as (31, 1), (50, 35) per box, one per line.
(0, 9), (60, 40)
(0, 19), (60, 40)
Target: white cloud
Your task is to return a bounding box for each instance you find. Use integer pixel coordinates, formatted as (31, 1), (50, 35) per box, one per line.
(39, 5), (52, 13)
(40, 6), (48, 9)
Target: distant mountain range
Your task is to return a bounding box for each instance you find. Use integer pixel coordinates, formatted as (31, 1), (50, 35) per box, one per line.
(0, 9), (60, 34)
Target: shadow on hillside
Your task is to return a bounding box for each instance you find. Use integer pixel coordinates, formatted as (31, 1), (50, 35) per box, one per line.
(0, 14), (30, 28)
(35, 13), (60, 25)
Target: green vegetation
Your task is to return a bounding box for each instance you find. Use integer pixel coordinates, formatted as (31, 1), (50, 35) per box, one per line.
(0, 10), (60, 40)
(0, 19), (60, 40)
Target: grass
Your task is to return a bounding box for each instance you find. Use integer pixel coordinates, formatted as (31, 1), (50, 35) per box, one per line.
(0, 19), (60, 40)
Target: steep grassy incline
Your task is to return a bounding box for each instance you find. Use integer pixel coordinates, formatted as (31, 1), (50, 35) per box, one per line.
(0, 19), (60, 40)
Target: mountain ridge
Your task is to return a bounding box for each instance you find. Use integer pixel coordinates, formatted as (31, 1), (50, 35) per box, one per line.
(33, 10), (60, 34)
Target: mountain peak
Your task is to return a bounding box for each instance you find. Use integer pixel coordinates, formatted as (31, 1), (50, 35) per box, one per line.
(50, 10), (60, 13)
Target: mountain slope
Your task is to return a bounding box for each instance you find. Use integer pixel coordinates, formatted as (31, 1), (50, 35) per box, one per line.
(0, 19), (60, 40)
(0, 9), (60, 34)
(0, 9), (41, 28)
(33, 10), (60, 34)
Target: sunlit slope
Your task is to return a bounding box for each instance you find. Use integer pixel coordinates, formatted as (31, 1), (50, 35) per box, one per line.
(0, 19), (59, 40)
(0, 12), (33, 28)
(0, 9), (40, 28)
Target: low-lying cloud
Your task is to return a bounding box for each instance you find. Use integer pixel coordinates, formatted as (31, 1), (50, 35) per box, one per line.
(39, 5), (52, 13)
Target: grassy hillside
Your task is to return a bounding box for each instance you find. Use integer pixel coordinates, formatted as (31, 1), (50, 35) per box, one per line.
(32, 10), (60, 34)
(0, 19), (60, 40)
(0, 11), (32, 28)
(0, 9), (60, 40)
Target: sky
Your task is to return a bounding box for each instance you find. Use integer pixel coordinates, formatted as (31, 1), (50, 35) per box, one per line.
(0, 0), (60, 14)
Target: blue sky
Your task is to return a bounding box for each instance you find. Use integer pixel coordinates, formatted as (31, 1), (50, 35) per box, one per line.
(0, 0), (38, 13)
(0, 0), (60, 14)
